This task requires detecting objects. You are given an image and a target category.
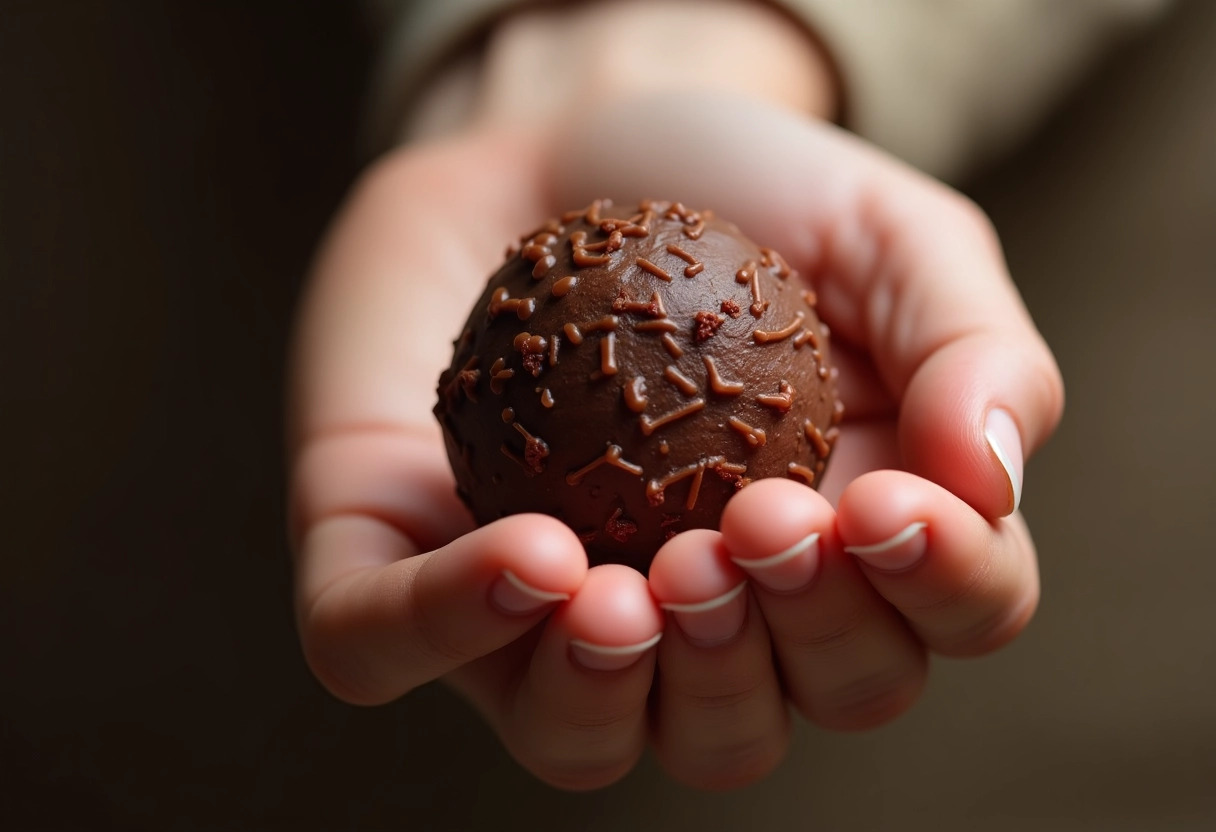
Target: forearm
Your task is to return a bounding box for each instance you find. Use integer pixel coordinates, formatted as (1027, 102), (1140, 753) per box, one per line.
(402, 0), (840, 140)
(375, 0), (1170, 179)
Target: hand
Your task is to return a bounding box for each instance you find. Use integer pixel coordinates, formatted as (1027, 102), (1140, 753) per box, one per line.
(291, 0), (1062, 794)
(546, 90), (1062, 786)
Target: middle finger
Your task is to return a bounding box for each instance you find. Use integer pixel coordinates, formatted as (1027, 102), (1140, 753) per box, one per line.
(648, 530), (791, 790)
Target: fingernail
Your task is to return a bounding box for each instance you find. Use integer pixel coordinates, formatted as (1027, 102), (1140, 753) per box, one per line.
(660, 581), (748, 647)
(569, 633), (663, 671)
(730, 532), (820, 594)
(985, 408), (1023, 514)
(490, 569), (569, 616)
(845, 522), (927, 571)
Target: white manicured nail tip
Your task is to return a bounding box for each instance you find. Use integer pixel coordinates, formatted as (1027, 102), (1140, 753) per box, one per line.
(986, 428), (1022, 512)
(659, 581), (747, 614)
(845, 522), (927, 557)
(501, 569), (570, 603)
(985, 408), (1024, 513)
(569, 632), (663, 656)
(730, 532), (819, 571)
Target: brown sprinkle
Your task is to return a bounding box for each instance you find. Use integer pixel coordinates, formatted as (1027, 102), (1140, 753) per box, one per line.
(757, 381), (795, 412)
(753, 312), (805, 344)
(623, 376), (648, 413)
(663, 365), (699, 396)
(639, 398), (705, 437)
(551, 276), (579, 297)
(728, 417), (767, 448)
(567, 443), (644, 486)
(661, 333), (683, 358)
(787, 463), (816, 485)
(703, 356), (744, 395)
(637, 257), (672, 282)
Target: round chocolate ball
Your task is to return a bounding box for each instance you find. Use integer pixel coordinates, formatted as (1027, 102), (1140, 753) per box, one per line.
(435, 200), (842, 572)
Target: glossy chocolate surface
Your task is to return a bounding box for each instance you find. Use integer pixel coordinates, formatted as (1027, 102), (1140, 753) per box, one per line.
(435, 200), (841, 572)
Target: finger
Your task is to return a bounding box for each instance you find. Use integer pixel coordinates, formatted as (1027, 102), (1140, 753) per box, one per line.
(290, 426), (474, 557)
(647, 530), (790, 791)
(837, 470), (1039, 657)
(499, 564), (662, 791)
(898, 332), (1057, 518)
(720, 478), (927, 731)
(296, 511), (586, 706)
(289, 134), (576, 706)
(549, 92), (1064, 518)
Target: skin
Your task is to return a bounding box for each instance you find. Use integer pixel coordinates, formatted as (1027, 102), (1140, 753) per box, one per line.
(289, 0), (1064, 792)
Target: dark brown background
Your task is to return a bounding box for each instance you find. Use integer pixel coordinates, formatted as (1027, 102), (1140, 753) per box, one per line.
(1, 2), (1213, 830)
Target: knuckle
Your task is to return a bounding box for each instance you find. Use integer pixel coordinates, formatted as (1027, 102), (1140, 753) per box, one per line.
(916, 554), (1000, 617)
(681, 687), (760, 713)
(785, 609), (868, 655)
(550, 701), (640, 736)
(933, 590), (1039, 657)
(673, 676), (767, 713)
(665, 728), (791, 792)
(397, 566), (471, 670)
(803, 661), (927, 732)
(508, 700), (646, 791)
(908, 550), (1039, 657)
(302, 650), (379, 707)
(944, 191), (1001, 252)
(298, 604), (388, 706)
(298, 635), (349, 701)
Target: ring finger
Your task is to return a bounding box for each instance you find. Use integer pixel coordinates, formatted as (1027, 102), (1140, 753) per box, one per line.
(720, 479), (928, 731)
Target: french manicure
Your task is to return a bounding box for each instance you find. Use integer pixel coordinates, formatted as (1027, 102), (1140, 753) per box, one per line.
(730, 531), (820, 594)
(985, 408), (1024, 514)
(490, 569), (569, 615)
(845, 522), (927, 571)
(660, 581), (748, 647)
(570, 633), (663, 671)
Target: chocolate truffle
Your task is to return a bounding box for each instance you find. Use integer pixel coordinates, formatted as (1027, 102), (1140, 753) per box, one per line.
(435, 200), (841, 572)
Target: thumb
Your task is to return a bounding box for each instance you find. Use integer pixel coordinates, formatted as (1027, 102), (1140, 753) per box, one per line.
(867, 198), (1065, 518)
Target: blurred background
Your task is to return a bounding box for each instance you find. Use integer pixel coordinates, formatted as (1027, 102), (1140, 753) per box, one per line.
(1, 2), (1213, 830)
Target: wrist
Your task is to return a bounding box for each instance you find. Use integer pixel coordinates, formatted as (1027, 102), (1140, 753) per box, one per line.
(407, 0), (839, 140)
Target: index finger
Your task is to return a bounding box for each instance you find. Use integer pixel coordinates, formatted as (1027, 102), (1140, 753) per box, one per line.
(289, 128), (552, 549)
(288, 130), (587, 704)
